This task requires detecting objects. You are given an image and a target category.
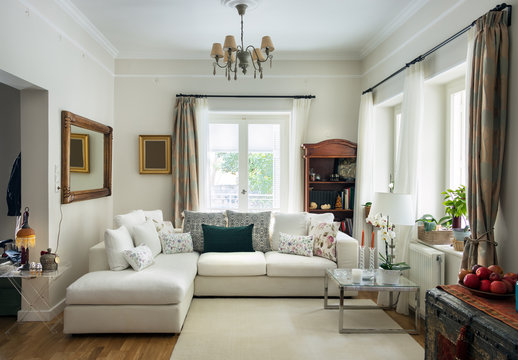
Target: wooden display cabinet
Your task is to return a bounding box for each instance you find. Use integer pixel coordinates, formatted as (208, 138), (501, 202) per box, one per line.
(301, 139), (357, 233)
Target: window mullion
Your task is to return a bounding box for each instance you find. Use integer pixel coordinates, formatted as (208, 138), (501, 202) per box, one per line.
(238, 116), (249, 211)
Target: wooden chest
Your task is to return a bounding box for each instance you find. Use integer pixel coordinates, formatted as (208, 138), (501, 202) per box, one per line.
(425, 288), (518, 360)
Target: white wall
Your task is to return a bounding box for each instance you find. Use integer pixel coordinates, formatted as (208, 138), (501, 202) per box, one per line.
(362, 0), (518, 271)
(0, 0), (114, 314)
(0, 83), (21, 241)
(114, 59), (362, 220)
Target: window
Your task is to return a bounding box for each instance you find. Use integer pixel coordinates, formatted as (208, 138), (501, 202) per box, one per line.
(393, 104), (402, 174)
(447, 81), (467, 190)
(207, 113), (288, 211)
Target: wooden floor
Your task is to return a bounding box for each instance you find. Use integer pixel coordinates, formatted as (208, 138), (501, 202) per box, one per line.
(0, 292), (425, 360)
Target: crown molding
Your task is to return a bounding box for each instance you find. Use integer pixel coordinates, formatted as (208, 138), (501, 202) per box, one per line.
(360, 0), (429, 59)
(54, 0), (119, 58)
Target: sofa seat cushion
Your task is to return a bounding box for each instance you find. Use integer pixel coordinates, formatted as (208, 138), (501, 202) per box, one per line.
(66, 252), (199, 305)
(265, 251), (337, 277)
(197, 251), (266, 276)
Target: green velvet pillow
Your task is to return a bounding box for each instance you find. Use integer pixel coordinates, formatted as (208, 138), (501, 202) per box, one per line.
(202, 224), (254, 253)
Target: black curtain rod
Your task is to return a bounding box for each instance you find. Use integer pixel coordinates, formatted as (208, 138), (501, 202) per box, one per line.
(176, 94), (316, 99)
(362, 3), (512, 95)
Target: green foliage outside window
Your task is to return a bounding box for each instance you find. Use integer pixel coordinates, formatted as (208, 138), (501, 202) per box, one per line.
(217, 152), (273, 194)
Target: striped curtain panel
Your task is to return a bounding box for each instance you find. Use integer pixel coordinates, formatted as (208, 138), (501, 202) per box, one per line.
(462, 11), (509, 269)
(172, 97), (200, 228)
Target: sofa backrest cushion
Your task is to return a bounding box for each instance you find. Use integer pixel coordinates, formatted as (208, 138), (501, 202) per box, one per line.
(143, 209), (164, 222)
(307, 212), (335, 228)
(114, 210), (146, 237)
(226, 210), (271, 252)
(104, 226), (134, 271)
(271, 212), (308, 251)
(133, 219), (162, 257)
(183, 211), (226, 252)
(202, 224), (254, 253)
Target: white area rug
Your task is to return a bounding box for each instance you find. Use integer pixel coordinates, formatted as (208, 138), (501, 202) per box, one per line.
(171, 298), (424, 360)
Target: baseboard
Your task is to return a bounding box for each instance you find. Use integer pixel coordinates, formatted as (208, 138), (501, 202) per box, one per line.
(17, 297), (65, 322)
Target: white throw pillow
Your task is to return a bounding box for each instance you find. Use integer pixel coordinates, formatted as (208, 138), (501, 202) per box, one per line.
(122, 245), (154, 271)
(143, 209), (163, 222)
(133, 219), (162, 257)
(278, 232), (314, 257)
(114, 210), (146, 236)
(271, 213), (308, 251)
(307, 212), (335, 227)
(104, 226), (134, 271)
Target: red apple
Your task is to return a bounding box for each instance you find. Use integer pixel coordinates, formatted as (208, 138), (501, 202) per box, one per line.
(463, 273), (480, 289)
(458, 269), (472, 282)
(472, 264), (482, 273)
(489, 272), (502, 282)
(479, 279), (491, 292)
(502, 279), (514, 293)
(475, 266), (492, 280)
(503, 272), (518, 283)
(490, 280), (507, 294)
(488, 264), (504, 275)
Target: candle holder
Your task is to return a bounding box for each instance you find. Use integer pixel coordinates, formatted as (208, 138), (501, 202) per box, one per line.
(361, 245), (376, 281)
(359, 245), (365, 270)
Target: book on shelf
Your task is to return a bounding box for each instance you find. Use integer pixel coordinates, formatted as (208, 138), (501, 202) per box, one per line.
(340, 218), (353, 236)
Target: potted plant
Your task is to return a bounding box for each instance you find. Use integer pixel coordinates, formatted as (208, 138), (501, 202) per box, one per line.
(441, 185), (467, 229)
(415, 214), (437, 231)
(362, 201), (372, 218)
(370, 214), (411, 284)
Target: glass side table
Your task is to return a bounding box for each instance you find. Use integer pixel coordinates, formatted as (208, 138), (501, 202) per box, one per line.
(0, 262), (69, 334)
(324, 268), (420, 334)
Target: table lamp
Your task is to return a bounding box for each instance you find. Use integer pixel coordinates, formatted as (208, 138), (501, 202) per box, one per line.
(15, 207), (36, 270)
(369, 192), (413, 263)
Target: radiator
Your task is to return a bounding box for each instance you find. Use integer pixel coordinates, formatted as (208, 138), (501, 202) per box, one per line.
(408, 242), (445, 318)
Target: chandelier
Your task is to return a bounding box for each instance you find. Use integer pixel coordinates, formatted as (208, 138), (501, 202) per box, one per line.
(210, 3), (274, 81)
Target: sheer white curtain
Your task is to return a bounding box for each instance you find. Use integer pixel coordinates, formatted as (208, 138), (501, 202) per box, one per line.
(195, 98), (209, 210)
(353, 93), (375, 242)
(288, 98), (312, 212)
(394, 62), (424, 314)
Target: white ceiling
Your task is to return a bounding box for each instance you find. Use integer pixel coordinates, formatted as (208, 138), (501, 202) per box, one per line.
(63, 0), (428, 60)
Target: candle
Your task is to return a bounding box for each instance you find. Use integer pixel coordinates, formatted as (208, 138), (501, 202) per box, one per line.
(352, 268), (362, 283)
(371, 231), (375, 248)
(361, 230), (365, 247)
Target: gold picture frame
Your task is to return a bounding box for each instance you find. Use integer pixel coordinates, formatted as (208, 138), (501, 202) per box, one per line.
(70, 133), (89, 173)
(139, 135), (171, 174)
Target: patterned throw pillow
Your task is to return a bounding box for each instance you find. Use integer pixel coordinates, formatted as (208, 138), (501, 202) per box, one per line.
(122, 245), (154, 271)
(226, 210), (271, 252)
(278, 232), (314, 257)
(182, 211), (226, 252)
(161, 232), (194, 254)
(309, 222), (340, 262)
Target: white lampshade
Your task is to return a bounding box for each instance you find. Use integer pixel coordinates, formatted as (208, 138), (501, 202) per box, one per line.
(223, 35), (237, 52)
(369, 192), (414, 226)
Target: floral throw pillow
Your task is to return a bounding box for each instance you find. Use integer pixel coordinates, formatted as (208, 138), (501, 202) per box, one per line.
(309, 222), (340, 262)
(278, 232), (314, 257)
(161, 232), (194, 254)
(122, 245), (154, 271)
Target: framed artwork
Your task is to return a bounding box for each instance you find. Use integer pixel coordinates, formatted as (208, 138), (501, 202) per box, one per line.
(70, 133), (89, 173)
(139, 135), (171, 174)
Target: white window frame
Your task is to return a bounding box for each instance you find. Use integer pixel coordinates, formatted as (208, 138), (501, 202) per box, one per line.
(445, 78), (466, 190)
(393, 104), (402, 175)
(207, 112), (289, 212)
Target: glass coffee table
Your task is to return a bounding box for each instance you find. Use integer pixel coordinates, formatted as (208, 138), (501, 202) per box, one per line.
(324, 268), (420, 334)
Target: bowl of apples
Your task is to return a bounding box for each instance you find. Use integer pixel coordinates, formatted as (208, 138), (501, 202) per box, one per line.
(458, 264), (517, 299)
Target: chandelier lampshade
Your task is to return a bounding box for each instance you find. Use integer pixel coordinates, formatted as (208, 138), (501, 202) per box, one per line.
(211, 43), (224, 58)
(211, 3), (274, 80)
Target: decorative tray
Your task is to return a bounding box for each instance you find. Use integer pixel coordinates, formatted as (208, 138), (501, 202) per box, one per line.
(458, 281), (515, 299)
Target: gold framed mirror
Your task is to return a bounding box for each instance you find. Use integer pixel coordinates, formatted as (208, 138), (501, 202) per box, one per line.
(61, 111), (112, 204)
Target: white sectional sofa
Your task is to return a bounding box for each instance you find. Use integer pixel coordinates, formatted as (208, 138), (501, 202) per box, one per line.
(63, 210), (358, 334)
